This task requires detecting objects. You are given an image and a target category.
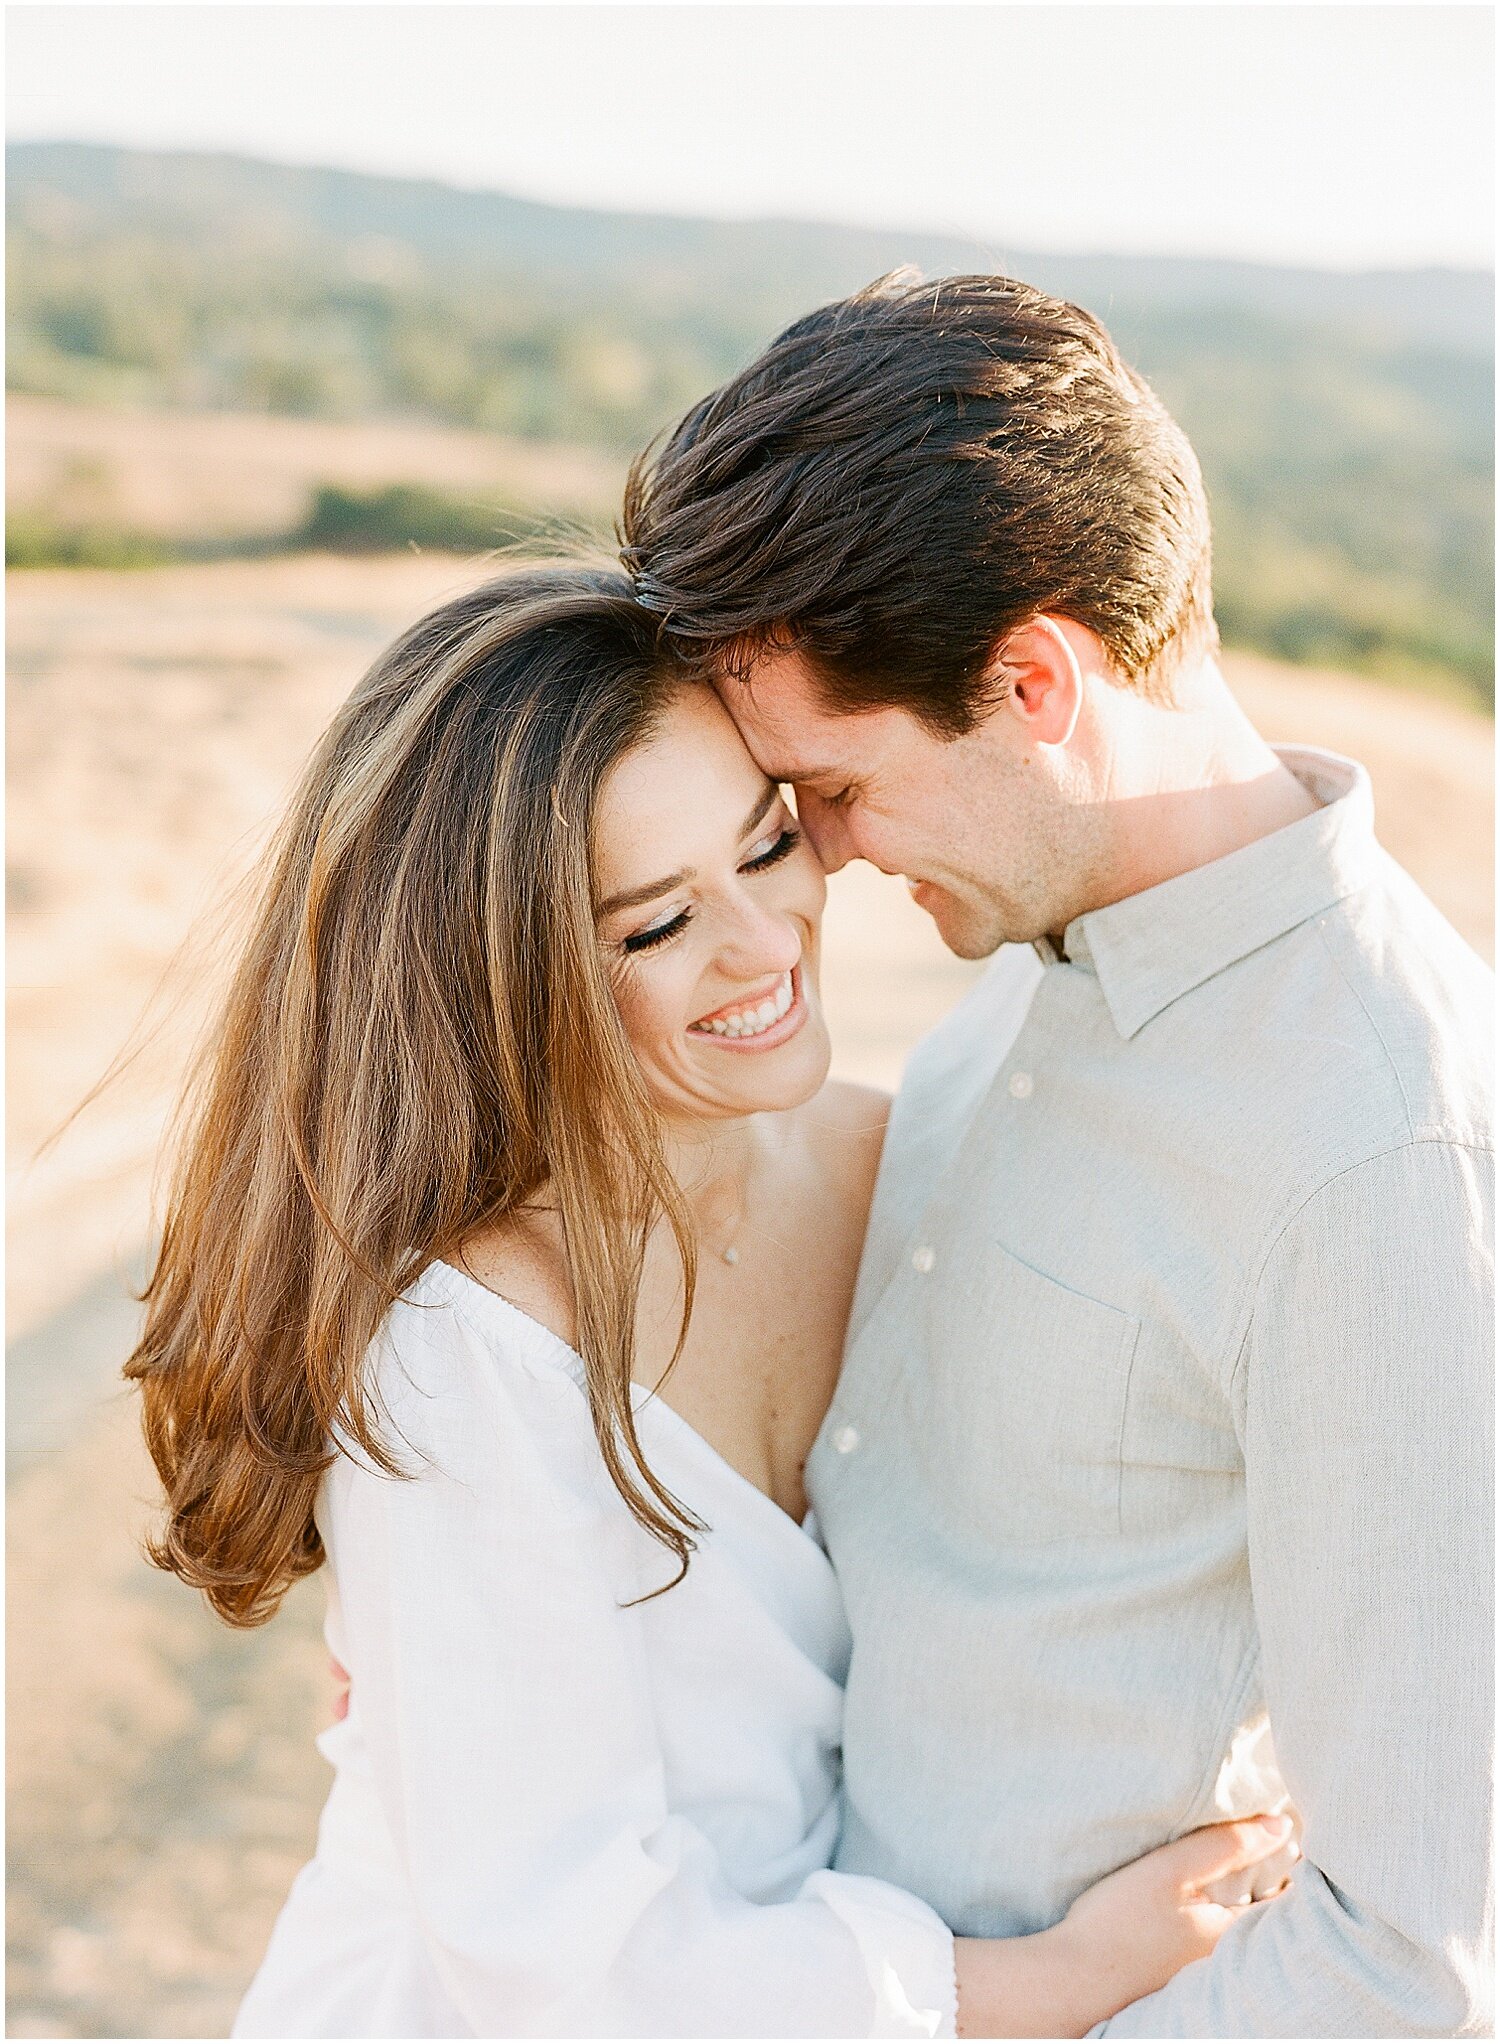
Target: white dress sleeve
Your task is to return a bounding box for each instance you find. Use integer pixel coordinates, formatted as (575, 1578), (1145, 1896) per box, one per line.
(324, 1297), (958, 2039)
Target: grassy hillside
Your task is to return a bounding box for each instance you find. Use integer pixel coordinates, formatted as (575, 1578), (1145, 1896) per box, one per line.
(7, 141), (1493, 705)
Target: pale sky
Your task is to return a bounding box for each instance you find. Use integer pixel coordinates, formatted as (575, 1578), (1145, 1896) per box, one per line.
(6, 4), (1494, 269)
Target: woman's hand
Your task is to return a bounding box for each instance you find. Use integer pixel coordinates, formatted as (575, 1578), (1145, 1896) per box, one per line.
(1197, 1803), (1302, 1907)
(955, 1812), (1297, 2038)
(1051, 1814), (1298, 2033)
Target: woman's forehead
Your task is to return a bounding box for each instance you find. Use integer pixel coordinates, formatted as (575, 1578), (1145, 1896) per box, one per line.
(594, 689), (772, 889)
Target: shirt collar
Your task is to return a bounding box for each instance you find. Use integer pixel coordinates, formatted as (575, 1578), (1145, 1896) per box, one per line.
(1032, 748), (1377, 1040)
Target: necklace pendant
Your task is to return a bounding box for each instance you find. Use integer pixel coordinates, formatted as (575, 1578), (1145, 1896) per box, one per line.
(721, 1245), (740, 1267)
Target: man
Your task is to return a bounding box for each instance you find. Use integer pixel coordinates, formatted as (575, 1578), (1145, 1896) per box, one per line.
(621, 273), (1494, 2035)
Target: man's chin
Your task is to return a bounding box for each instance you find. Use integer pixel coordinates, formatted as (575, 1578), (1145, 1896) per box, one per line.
(944, 927), (1007, 962)
(917, 889), (1009, 962)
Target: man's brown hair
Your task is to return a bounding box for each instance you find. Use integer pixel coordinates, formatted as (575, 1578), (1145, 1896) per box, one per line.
(622, 271), (1217, 733)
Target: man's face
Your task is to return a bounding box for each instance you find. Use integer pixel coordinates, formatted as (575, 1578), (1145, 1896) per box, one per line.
(714, 647), (1093, 958)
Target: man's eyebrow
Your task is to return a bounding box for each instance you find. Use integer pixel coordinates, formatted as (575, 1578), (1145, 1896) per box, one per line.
(595, 781), (781, 920)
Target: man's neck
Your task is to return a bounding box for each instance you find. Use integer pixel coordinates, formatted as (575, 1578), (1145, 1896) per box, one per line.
(1064, 661), (1322, 928)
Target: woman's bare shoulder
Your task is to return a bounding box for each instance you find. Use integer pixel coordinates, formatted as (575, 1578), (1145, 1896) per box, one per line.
(451, 1210), (577, 1351)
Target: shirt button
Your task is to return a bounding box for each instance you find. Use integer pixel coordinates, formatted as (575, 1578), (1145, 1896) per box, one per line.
(1008, 1071), (1034, 1099)
(832, 1424), (860, 1455)
(911, 1244), (935, 1273)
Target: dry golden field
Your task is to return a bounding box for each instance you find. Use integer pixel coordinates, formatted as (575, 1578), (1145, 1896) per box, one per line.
(6, 534), (1493, 2037)
(8, 392), (621, 541)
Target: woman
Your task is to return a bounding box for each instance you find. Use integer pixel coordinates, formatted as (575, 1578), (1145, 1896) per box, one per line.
(128, 564), (1294, 2038)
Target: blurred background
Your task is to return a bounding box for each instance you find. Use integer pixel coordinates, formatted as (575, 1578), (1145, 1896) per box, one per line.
(6, 5), (1494, 2035)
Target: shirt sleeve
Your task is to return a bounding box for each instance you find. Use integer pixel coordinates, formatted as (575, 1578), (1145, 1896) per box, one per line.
(1097, 1138), (1495, 2037)
(325, 1305), (958, 2039)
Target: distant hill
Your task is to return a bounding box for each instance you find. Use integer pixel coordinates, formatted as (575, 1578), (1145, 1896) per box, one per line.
(11, 141), (1491, 353)
(7, 140), (1494, 703)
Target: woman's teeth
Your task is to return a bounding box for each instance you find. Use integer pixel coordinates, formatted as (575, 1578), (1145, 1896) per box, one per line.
(690, 971), (795, 1039)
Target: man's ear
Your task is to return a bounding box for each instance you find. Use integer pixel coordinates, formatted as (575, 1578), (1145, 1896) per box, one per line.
(988, 616), (1086, 746)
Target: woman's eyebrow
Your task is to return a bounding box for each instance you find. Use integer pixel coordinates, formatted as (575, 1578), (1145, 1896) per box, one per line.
(596, 867), (690, 919)
(596, 782), (781, 920)
(739, 781), (779, 839)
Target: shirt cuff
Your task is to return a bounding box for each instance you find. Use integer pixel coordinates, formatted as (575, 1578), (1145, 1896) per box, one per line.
(804, 1870), (959, 2038)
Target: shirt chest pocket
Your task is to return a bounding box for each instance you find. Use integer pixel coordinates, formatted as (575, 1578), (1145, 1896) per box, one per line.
(909, 1241), (1140, 1548)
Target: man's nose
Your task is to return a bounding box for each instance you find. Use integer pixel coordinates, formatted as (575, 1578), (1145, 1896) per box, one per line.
(795, 789), (852, 874)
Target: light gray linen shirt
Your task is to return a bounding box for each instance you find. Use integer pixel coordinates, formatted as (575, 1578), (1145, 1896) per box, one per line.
(808, 748), (1494, 2037)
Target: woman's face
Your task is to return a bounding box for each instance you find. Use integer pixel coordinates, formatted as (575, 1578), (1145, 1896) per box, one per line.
(594, 686), (831, 1125)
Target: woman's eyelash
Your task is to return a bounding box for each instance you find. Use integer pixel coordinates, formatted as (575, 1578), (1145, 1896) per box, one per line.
(619, 828), (802, 957)
(742, 825), (802, 871)
(622, 909), (691, 955)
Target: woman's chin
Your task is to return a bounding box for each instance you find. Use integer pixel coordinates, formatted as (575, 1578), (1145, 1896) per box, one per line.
(666, 1015), (833, 1121)
(753, 1026), (833, 1112)
(722, 1032), (832, 1115)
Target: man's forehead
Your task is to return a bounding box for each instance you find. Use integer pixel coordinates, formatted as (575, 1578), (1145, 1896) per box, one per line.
(711, 656), (859, 778)
(715, 650), (819, 715)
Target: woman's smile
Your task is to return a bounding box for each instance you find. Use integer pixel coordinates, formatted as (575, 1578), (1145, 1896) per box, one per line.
(687, 963), (807, 1050)
(594, 685), (832, 1119)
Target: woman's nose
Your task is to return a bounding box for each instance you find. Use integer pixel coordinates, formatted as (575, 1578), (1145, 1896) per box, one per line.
(717, 894), (803, 977)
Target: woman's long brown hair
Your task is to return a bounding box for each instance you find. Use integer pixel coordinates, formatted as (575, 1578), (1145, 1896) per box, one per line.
(126, 563), (702, 1625)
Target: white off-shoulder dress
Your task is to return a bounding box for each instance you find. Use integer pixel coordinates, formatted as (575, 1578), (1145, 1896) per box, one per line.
(233, 1261), (957, 2038)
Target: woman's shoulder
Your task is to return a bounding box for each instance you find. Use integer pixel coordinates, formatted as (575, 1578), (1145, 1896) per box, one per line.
(325, 1265), (609, 1543)
(345, 1255), (582, 1462)
(450, 1211), (577, 1349)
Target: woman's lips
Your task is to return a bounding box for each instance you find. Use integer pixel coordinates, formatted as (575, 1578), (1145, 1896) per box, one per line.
(686, 963), (809, 1052)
